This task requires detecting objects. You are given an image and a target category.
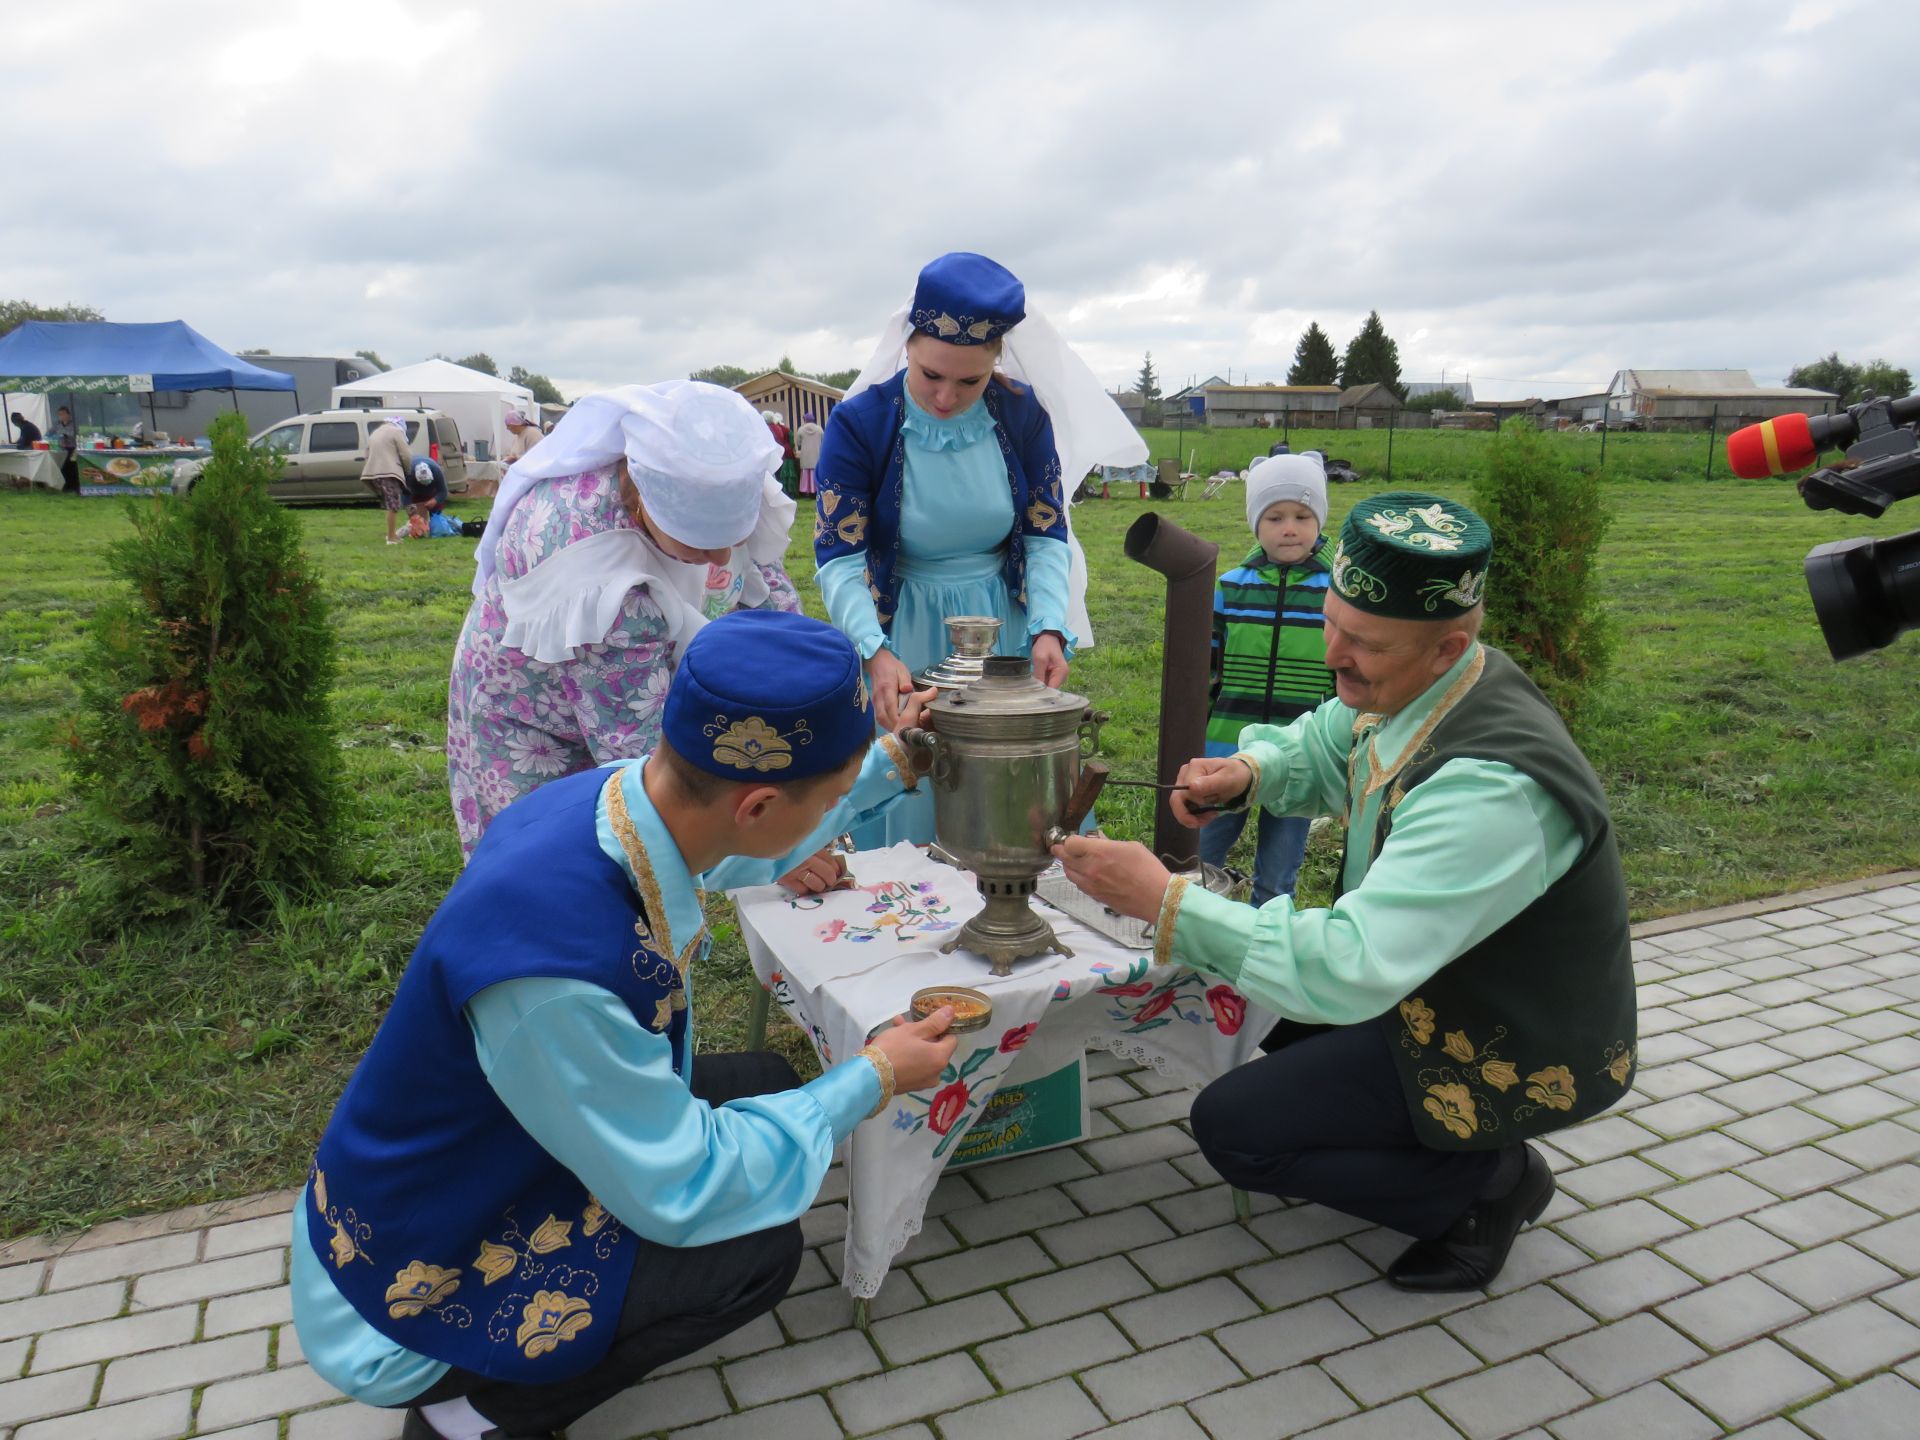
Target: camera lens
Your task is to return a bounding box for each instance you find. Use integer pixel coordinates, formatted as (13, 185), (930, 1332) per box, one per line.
(1805, 529), (1920, 660)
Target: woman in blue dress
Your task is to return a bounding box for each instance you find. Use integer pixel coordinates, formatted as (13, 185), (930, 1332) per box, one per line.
(815, 252), (1144, 845)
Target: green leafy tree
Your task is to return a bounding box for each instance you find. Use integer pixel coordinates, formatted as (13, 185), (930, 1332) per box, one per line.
(1403, 388), (1462, 412)
(68, 412), (345, 911)
(1136, 352), (1162, 403)
(452, 352), (499, 377)
(354, 349), (388, 372)
(690, 364), (755, 387)
(809, 367), (860, 391)
(508, 365), (565, 405)
(1, 300), (104, 339)
(1338, 312), (1404, 397)
(1471, 419), (1612, 717)
(777, 354), (798, 376)
(1287, 322), (1340, 385)
(1786, 353), (1914, 405)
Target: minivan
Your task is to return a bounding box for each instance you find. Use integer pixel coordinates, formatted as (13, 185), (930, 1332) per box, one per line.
(246, 409), (471, 503)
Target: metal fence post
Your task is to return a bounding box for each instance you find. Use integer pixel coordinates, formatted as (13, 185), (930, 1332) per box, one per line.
(1386, 406), (1395, 483)
(1599, 409), (1608, 469)
(1705, 406), (1717, 480)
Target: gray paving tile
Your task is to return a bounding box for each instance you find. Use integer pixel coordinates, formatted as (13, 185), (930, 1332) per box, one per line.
(775, 1271), (922, 1342)
(1542, 1382), (1719, 1440)
(1793, 1371), (1920, 1440)
(1780, 1296), (1920, 1379)
(976, 1311), (1133, 1390)
(724, 1327), (881, 1407)
(1151, 1184), (1281, 1235)
(1130, 1223), (1270, 1288)
(1484, 1229), (1592, 1297)
(1640, 1131), (1763, 1180)
(1839, 1163), (1920, 1218)
(1080, 1124), (1199, 1173)
(1063, 1160), (1192, 1215)
(1656, 1273), (1808, 1351)
(1554, 1199), (1688, 1258)
(828, 1352), (993, 1435)
(1758, 1241), (1902, 1310)
(1720, 1105), (1838, 1153)
(1554, 1157), (1671, 1206)
(1215, 1297), (1371, 1375)
(1749, 1191), (1882, 1248)
(1707, 1073), (1818, 1113)
(1736, 1146), (1862, 1198)
(1627, 1093), (1739, 1138)
(1079, 1335), (1244, 1421)
(942, 1186), (1082, 1246)
(968, 1147), (1097, 1199)
(1188, 1365), (1358, 1440)
(1654, 1172), (1774, 1226)
(45, 1234), (199, 1293)
(1656, 1217), (1797, 1283)
(1668, 1338), (1831, 1429)
(98, 1330), (268, 1404)
(127, 1248), (280, 1310)
(1337, 1277), (1484, 1335)
(912, 1235), (1055, 1300)
(1111, 1276), (1258, 1347)
(868, 1290), (1023, 1366)
(1770, 1026), (1859, 1061)
(664, 1395), (842, 1440)
(28, 1304), (197, 1372)
(1427, 1353), (1591, 1439)
(1237, 1243), (1378, 1311)
(16, 1389), (196, 1440)
(0, 1283), (126, 1343)
(1322, 1324), (1483, 1404)
(1551, 1118), (1659, 1166)
(1694, 1043), (1792, 1080)
(570, 1368), (731, 1438)
(1444, 1285), (1598, 1364)
(1080, 1409), (1210, 1440)
(1631, 1062), (1722, 1100)
(1851, 1212), (1920, 1273)
(193, 1364), (342, 1431)
(1554, 1251), (1699, 1320)
(1006, 1255), (1153, 1326)
(1034, 1206), (1175, 1268)
(1248, 1204), (1373, 1256)
(1802, 1084), (1913, 1127)
(0, 1368), (99, 1429)
(1293, 1396), (1461, 1440)
(935, 1376), (1106, 1440)
(1546, 1312), (1705, 1396)
(1823, 1118), (1920, 1169)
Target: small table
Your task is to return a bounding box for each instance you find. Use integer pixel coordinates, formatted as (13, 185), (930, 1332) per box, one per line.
(0, 450), (62, 490)
(729, 843), (1273, 1315)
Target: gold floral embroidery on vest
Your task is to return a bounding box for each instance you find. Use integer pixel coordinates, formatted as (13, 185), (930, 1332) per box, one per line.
(1515, 1065), (1577, 1118)
(1481, 1059), (1519, 1091)
(705, 715), (813, 773)
(582, 1197), (610, 1238)
(1442, 1029), (1475, 1064)
(854, 668), (871, 713)
(836, 513), (868, 546)
(819, 490), (840, 518)
(386, 1261), (462, 1319)
(516, 1290), (593, 1359)
(474, 1239), (518, 1285)
(1398, 997), (1435, 1047)
(1026, 497), (1059, 531)
(527, 1214), (573, 1254)
(311, 1168), (374, 1269)
(1423, 1082), (1478, 1139)
(1600, 1042), (1635, 1086)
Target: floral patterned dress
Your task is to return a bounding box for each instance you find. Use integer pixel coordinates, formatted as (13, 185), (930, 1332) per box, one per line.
(446, 467), (799, 857)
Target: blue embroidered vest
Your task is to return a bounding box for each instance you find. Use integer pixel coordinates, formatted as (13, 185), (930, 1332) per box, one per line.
(304, 766), (695, 1383)
(812, 372), (1068, 628)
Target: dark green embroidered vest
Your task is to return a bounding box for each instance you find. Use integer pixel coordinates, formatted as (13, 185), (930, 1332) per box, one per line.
(1351, 646), (1636, 1151)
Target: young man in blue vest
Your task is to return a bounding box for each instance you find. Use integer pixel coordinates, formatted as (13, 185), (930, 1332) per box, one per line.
(1056, 493), (1635, 1293)
(293, 610), (959, 1440)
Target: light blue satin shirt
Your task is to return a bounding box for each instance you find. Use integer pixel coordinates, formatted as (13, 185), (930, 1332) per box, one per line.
(292, 746), (910, 1405)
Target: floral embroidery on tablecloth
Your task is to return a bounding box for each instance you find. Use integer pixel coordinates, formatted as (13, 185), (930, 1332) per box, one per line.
(790, 879), (957, 943)
(892, 1044), (996, 1159)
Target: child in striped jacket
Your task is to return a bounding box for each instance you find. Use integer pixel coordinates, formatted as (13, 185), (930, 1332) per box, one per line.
(1199, 455), (1337, 903)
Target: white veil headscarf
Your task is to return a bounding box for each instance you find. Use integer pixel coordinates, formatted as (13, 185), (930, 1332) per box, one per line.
(846, 303), (1147, 648)
(470, 381), (788, 662)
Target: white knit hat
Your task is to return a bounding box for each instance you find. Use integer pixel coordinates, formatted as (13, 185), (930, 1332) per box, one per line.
(1244, 454), (1328, 534)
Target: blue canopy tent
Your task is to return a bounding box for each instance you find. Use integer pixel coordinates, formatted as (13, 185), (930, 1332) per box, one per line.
(0, 320), (298, 446)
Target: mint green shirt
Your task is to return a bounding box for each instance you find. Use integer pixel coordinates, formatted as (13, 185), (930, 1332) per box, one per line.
(1165, 644), (1584, 1025)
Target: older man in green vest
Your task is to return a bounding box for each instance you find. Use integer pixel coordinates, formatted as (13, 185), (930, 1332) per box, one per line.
(1055, 492), (1635, 1292)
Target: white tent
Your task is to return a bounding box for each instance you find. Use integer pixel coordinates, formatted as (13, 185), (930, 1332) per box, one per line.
(330, 359), (536, 476)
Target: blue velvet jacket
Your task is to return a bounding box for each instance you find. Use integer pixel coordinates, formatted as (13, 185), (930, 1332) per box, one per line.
(812, 372), (1069, 629)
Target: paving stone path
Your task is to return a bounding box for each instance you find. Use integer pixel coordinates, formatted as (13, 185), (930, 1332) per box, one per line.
(5, 872), (1920, 1440)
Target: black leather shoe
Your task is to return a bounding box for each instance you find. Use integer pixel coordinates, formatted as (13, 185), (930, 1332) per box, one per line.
(400, 1409), (561, 1440)
(1386, 1144), (1554, 1292)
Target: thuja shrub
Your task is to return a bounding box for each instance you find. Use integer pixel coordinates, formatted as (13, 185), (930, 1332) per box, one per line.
(1471, 418), (1614, 717)
(69, 412), (345, 911)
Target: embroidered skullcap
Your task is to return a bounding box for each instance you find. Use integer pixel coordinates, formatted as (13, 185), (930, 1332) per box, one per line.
(412, 460), (435, 483)
(1245, 454), (1327, 534)
(909, 253), (1026, 346)
(664, 611), (875, 781)
(1330, 491), (1492, 620)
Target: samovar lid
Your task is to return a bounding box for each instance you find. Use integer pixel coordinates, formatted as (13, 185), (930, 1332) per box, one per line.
(915, 615), (1003, 694)
(930, 655), (1088, 718)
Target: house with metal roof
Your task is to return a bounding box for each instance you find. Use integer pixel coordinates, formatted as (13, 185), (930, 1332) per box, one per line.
(1607, 370), (1835, 429)
(1202, 384), (1342, 429)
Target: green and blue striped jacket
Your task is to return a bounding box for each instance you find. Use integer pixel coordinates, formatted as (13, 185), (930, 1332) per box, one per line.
(1206, 538), (1337, 752)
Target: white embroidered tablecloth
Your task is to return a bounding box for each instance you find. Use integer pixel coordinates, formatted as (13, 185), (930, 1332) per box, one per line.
(729, 843), (1274, 1298)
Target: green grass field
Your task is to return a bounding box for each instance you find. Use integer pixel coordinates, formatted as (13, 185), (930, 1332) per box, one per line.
(2, 461), (1917, 1236)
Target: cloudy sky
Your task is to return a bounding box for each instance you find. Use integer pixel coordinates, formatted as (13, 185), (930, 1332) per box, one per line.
(7, 0), (1918, 401)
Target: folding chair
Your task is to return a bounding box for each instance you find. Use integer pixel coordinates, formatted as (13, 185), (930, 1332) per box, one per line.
(1201, 470), (1236, 501)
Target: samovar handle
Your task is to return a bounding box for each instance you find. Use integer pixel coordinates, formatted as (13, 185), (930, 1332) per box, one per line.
(1044, 760), (1110, 850)
(897, 727), (943, 783)
(1078, 708), (1111, 758)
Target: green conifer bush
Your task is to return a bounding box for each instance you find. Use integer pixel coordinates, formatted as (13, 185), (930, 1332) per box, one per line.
(69, 413), (344, 910)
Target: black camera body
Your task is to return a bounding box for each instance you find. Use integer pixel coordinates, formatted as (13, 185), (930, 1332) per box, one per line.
(1790, 396), (1920, 660)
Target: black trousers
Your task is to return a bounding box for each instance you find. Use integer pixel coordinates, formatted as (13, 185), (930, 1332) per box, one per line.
(407, 1052), (806, 1435)
(1191, 1019), (1507, 1241)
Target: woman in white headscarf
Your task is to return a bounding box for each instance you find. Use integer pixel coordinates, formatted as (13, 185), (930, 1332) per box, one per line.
(446, 381), (799, 857)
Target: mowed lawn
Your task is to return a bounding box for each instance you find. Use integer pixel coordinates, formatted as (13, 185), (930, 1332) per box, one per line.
(2, 456), (1916, 1235)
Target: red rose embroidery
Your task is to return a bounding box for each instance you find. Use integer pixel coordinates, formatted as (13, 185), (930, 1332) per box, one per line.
(1134, 990), (1177, 1024)
(928, 1081), (970, 1135)
(999, 1023), (1037, 1053)
(1206, 985), (1246, 1036)
(1099, 981), (1154, 998)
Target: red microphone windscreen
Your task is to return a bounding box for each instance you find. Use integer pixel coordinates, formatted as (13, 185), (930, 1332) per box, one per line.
(1726, 413), (1818, 478)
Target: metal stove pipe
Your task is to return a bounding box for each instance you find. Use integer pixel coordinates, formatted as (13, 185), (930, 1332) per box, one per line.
(1123, 512), (1219, 869)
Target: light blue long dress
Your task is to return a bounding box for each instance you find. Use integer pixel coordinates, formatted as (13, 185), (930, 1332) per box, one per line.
(819, 385), (1073, 846)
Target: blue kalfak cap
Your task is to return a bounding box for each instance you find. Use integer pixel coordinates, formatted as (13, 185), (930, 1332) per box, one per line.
(909, 253), (1026, 346)
(664, 611), (875, 780)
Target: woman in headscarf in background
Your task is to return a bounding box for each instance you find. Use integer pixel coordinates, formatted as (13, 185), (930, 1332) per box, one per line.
(447, 381), (801, 857)
(814, 251), (1145, 845)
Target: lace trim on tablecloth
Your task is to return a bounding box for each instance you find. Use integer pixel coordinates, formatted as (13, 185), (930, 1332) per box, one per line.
(1083, 1032), (1209, 1084)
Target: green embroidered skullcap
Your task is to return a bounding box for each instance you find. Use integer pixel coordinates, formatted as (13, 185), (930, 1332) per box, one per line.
(1329, 492), (1492, 619)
